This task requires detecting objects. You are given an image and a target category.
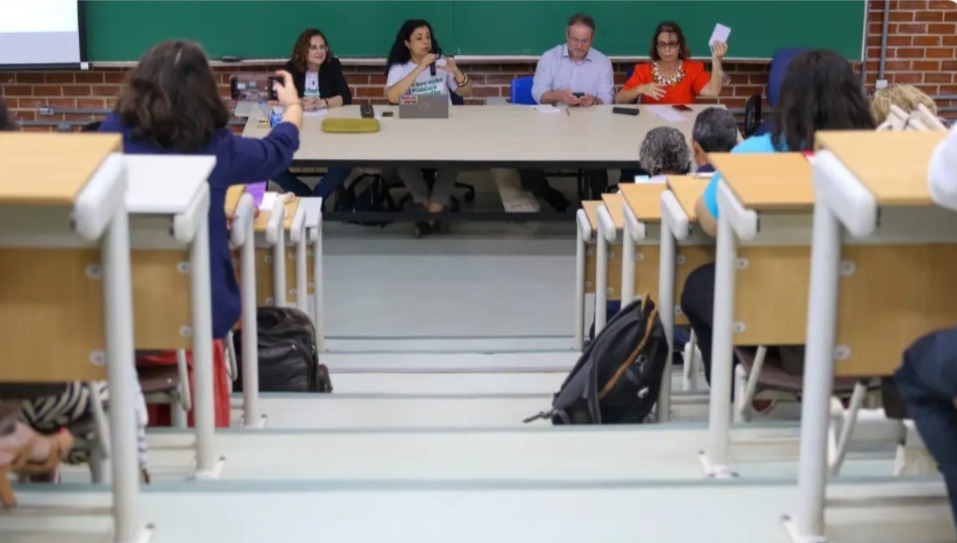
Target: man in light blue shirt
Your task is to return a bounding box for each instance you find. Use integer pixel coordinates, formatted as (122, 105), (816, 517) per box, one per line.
(522, 14), (615, 211)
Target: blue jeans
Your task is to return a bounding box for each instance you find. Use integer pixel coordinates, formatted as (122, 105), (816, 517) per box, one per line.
(894, 326), (957, 527)
(271, 167), (352, 198)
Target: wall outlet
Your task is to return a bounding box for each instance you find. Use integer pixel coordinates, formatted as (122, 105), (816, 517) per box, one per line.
(38, 106), (54, 116)
(875, 79), (888, 90)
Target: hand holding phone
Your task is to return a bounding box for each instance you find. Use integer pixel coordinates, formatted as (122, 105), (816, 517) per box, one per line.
(230, 73), (280, 102)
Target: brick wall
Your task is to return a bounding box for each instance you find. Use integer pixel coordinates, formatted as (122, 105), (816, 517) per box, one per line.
(1, 0), (955, 132)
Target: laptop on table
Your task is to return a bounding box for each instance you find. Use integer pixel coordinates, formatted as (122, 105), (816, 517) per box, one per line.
(398, 94), (449, 119)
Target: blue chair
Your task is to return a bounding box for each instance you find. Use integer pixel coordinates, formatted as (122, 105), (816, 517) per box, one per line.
(745, 48), (809, 137)
(510, 75), (536, 105)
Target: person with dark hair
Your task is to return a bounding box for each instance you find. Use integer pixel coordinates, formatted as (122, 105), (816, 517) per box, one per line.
(615, 21), (727, 105)
(690, 107), (739, 173)
(678, 49), (874, 391)
(384, 19), (471, 236)
(523, 13), (615, 210)
(0, 98), (17, 131)
(638, 126), (692, 179)
(99, 39), (302, 342)
(273, 27), (353, 198)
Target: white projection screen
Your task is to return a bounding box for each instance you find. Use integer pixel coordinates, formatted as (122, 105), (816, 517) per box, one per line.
(0, 0), (85, 68)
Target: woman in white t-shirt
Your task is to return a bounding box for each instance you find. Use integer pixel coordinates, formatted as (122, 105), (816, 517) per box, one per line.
(385, 19), (472, 236)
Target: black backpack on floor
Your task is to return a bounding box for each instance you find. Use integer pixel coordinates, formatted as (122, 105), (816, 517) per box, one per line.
(233, 307), (332, 393)
(333, 173), (398, 228)
(524, 294), (667, 424)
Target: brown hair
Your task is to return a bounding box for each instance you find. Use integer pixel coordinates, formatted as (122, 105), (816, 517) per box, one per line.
(0, 98), (17, 131)
(649, 21), (690, 62)
(567, 13), (595, 32)
(115, 40), (229, 152)
(871, 83), (938, 124)
(291, 28), (333, 72)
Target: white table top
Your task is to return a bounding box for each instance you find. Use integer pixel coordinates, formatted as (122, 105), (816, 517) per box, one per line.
(125, 156), (216, 214)
(243, 104), (723, 168)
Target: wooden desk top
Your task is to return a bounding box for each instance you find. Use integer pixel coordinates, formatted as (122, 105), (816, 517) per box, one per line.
(666, 176), (710, 222)
(709, 153), (814, 211)
(601, 193), (624, 231)
(619, 183), (667, 223)
(815, 131), (946, 206)
(243, 104), (725, 165)
(225, 185), (299, 232)
(582, 201), (601, 231)
(0, 133), (121, 206)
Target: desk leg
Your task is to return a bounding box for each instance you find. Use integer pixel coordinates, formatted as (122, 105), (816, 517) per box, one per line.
(312, 226), (324, 351)
(701, 212), (736, 477)
(190, 213), (219, 478)
(595, 228), (608, 334)
(240, 221), (261, 429)
(621, 219), (635, 306)
(574, 220), (586, 350)
(784, 201), (841, 542)
(272, 229), (286, 308)
(102, 206), (145, 542)
(295, 234), (308, 314)
(656, 219), (676, 423)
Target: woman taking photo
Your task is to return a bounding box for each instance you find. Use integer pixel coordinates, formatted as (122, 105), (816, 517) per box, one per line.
(99, 39), (302, 426)
(679, 49), (874, 391)
(615, 21), (727, 105)
(384, 18), (472, 236)
(276, 27), (353, 198)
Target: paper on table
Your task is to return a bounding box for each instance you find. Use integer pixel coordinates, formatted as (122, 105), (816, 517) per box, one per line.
(304, 109), (329, 117)
(646, 105), (688, 123)
(260, 191), (279, 212)
(533, 104), (561, 114)
(245, 182), (267, 208)
(709, 23), (731, 46)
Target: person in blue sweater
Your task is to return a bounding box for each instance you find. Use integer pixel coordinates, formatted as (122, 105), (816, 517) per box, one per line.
(679, 49), (874, 391)
(99, 40), (302, 341)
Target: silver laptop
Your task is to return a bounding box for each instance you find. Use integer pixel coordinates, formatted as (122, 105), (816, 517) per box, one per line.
(398, 94), (449, 119)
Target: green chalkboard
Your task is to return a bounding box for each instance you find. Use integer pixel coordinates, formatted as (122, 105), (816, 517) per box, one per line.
(83, 1), (866, 62)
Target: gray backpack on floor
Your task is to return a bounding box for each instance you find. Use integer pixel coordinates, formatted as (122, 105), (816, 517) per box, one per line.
(524, 295), (667, 424)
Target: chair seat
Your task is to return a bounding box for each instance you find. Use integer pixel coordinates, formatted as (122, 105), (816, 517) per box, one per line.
(734, 347), (877, 394)
(137, 365), (181, 395)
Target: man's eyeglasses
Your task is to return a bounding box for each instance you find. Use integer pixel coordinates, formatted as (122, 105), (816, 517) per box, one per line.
(568, 37), (591, 47)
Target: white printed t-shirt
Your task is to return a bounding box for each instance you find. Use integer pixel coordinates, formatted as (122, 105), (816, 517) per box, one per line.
(304, 71), (320, 98)
(386, 61), (458, 104)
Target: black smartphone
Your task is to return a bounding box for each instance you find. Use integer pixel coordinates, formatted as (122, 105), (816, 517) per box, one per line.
(612, 107), (640, 116)
(672, 104), (693, 111)
(229, 74), (279, 101)
(572, 92), (585, 98)
(360, 104), (375, 118)
(382, 111), (394, 117)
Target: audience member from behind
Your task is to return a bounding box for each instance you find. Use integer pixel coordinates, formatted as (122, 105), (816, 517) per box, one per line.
(871, 83), (938, 125)
(690, 107), (739, 173)
(99, 40), (302, 342)
(679, 49), (874, 389)
(616, 21), (727, 105)
(0, 98), (17, 130)
(525, 13), (614, 209)
(894, 122), (957, 528)
(638, 126), (692, 181)
(274, 27), (353, 198)
(385, 19), (471, 237)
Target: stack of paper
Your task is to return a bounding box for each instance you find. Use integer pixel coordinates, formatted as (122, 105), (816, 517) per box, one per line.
(646, 105), (688, 123)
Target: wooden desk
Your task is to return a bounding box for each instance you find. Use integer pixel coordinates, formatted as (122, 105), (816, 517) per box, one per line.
(593, 193), (625, 334)
(698, 153), (815, 478)
(0, 134), (149, 542)
(243, 104), (724, 169)
(126, 155), (222, 477)
(574, 201), (601, 349)
(650, 176), (716, 420)
(785, 130), (952, 543)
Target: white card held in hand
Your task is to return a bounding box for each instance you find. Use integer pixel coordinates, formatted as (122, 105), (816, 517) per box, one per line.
(709, 23), (731, 46)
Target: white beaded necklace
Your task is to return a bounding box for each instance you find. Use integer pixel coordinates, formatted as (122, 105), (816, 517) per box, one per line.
(652, 61), (685, 88)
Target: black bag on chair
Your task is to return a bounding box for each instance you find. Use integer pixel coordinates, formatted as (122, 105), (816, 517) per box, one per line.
(524, 294), (667, 425)
(233, 307), (332, 393)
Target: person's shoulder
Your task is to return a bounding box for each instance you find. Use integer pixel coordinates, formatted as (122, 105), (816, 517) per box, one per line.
(540, 44), (564, 60)
(97, 111), (129, 134)
(587, 47), (611, 64)
(326, 56), (344, 70)
(732, 133), (777, 154)
(683, 59), (706, 73)
(283, 59), (301, 74)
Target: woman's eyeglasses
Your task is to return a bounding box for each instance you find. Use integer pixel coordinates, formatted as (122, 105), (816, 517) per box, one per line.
(309, 45), (328, 52)
(657, 41), (680, 50)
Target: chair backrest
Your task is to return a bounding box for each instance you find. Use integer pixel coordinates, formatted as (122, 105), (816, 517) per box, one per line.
(510, 75), (536, 105)
(767, 48), (809, 107)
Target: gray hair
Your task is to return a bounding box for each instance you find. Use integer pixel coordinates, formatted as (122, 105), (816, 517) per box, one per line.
(639, 126), (692, 176)
(692, 107), (739, 153)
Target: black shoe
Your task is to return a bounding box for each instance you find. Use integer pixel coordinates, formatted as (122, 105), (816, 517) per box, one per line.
(543, 189), (571, 213)
(414, 221), (431, 238)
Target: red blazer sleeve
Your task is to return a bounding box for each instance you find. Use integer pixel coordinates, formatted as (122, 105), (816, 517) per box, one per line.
(622, 63), (651, 90)
(687, 61), (712, 95)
